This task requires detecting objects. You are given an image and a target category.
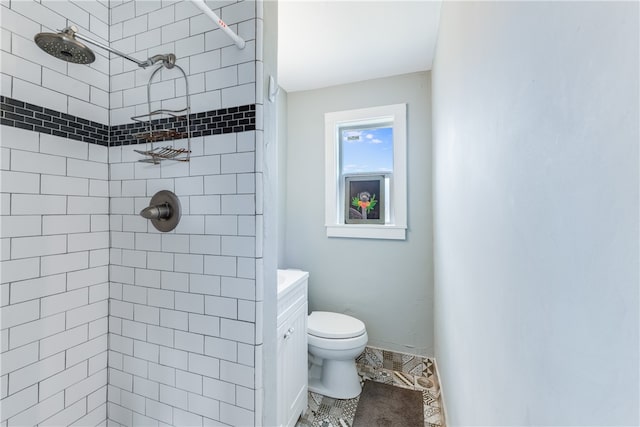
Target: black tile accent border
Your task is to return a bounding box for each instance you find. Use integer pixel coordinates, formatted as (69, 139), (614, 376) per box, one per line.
(0, 96), (256, 147)
(1, 96), (109, 146)
(110, 104), (256, 147)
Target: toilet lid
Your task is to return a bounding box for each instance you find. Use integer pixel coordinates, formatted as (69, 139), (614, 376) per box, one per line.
(308, 311), (366, 339)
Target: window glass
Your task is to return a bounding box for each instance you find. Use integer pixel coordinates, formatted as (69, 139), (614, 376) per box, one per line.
(340, 125), (393, 174)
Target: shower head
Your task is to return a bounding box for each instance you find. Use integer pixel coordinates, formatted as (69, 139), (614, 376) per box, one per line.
(34, 26), (95, 64)
(34, 26), (176, 69)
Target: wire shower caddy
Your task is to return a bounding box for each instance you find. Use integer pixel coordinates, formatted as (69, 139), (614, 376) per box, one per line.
(132, 56), (191, 164)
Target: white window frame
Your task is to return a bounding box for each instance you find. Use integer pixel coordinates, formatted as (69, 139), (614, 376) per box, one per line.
(324, 103), (407, 240)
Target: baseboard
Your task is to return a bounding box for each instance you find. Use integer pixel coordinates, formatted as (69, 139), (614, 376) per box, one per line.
(432, 357), (448, 426)
(356, 345), (431, 378)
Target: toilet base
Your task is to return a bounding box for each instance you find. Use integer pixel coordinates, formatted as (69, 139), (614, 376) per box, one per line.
(308, 357), (362, 399)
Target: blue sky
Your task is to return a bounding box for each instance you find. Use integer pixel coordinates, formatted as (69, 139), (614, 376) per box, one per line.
(341, 126), (393, 174)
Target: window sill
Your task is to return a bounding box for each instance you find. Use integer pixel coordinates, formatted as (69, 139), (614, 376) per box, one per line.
(326, 224), (406, 240)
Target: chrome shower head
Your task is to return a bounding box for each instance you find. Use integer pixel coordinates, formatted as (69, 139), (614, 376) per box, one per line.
(34, 26), (95, 64)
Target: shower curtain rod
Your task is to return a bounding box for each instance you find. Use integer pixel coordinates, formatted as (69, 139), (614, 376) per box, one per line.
(192, 0), (246, 50)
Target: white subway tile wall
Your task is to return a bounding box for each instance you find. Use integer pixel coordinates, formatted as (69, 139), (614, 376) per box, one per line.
(0, 1), (109, 124)
(107, 1), (259, 426)
(1, 121), (109, 425)
(109, 133), (258, 426)
(1, 0), (262, 426)
(109, 0), (256, 126)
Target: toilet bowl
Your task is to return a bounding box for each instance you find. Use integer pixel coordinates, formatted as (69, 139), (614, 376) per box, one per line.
(307, 311), (368, 399)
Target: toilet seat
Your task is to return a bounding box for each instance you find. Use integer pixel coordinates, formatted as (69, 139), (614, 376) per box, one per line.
(308, 311), (366, 339)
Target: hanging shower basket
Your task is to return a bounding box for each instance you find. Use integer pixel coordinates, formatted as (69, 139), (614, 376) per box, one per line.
(132, 55), (191, 164)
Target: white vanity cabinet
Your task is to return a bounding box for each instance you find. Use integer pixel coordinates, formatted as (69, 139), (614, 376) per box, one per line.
(277, 270), (309, 427)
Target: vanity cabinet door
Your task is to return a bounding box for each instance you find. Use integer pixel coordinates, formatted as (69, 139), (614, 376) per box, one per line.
(277, 302), (308, 427)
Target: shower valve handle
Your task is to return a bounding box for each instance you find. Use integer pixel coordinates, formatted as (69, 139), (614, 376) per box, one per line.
(140, 190), (181, 232)
(140, 203), (172, 220)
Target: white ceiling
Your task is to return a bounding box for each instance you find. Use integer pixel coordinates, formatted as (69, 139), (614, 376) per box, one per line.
(277, 1), (442, 93)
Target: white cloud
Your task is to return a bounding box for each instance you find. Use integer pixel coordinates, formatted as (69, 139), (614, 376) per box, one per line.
(343, 164), (370, 173)
(343, 130), (363, 143)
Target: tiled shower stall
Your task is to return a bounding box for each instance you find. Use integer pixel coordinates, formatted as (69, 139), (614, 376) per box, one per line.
(0, 0), (275, 425)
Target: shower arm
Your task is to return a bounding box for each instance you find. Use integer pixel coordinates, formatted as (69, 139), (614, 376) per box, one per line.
(66, 27), (170, 69)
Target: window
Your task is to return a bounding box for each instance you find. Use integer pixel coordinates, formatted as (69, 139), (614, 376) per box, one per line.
(325, 104), (407, 240)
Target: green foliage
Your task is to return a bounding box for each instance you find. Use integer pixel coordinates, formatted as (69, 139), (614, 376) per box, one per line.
(352, 194), (377, 213)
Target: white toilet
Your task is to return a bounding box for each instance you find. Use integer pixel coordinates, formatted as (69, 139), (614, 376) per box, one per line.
(307, 311), (368, 399)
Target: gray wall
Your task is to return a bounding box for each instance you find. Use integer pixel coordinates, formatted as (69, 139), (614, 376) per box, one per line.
(432, 2), (639, 425)
(284, 72), (433, 356)
(277, 89), (288, 268)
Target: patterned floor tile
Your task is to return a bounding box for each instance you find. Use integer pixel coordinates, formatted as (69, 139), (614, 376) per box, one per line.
(296, 351), (445, 427)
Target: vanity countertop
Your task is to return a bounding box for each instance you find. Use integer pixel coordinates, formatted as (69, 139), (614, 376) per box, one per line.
(277, 269), (309, 297)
